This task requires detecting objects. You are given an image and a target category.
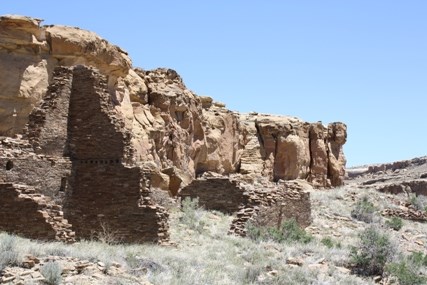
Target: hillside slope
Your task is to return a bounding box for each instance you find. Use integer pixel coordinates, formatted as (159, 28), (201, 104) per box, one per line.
(1, 157), (427, 284)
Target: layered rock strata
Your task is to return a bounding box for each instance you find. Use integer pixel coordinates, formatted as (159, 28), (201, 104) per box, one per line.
(0, 15), (131, 136)
(349, 156), (427, 199)
(0, 15), (347, 192)
(0, 14), (349, 243)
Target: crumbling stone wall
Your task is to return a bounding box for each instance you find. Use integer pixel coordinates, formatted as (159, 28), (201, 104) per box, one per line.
(65, 164), (168, 243)
(178, 175), (311, 237)
(0, 137), (71, 200)
(63, 66), (168, 243)
(68, 66), (133, 163)
(179, 176), (247, 214)
(229, 180), (312, 237)
(0, 66), (170, 243)
(0, 183), (75, 242)
(26, 67), (73, 156)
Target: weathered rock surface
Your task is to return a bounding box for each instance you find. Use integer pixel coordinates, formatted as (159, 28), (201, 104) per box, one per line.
(348, 156), (427, 225)
(0, 15), (347, 192)
(238, 114), (347, 187)
(1, 255), (148, 285)
(348, 155), (427, 197)
(0, 15), (130, 136)
(0, 15), (348, 243)
(1, 66), (169, 243)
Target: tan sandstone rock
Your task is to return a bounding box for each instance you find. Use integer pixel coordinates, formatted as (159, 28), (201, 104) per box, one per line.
(0, 15), (131, 136)
(0, 15), (347, 196)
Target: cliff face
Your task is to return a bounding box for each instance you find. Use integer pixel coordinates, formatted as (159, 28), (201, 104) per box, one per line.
(0, 15), (347, 190)
(0, 15), (131, 136)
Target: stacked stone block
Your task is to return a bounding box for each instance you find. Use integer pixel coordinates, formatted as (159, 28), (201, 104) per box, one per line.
(0, 183), (75, 242)
(178, 175), (311, 237)
(178, 176), (247, 213)
(64, 66), (168, 243)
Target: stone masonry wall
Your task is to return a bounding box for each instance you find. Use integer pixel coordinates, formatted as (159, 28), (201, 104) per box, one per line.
(64, 66), (168, 243)
(65, 164), (168, 243)
(26, 67), (73, 156)
(229, 180), (312, 237)
(178, 176), (247, 214)
(0, 183), (75, 242)
(68, 66), (133, 163)
(0, 137), (71, 201)
(178, 174), (311, 237)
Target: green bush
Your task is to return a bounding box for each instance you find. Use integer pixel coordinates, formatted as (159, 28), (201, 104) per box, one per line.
(180, 197), (205, 232)
(386, 261), (426, 285)
(40, 261), (62, 285)
(246, 222), (262, 241)
(350, 226), (394, 276)
(351, 196), (376, 223)
(409, 194), (427, 212)
(385, 217), (403, 231)
(408, 251), (427, 267)
(247, 218), (312, 244)
(321, 237), (334, 248)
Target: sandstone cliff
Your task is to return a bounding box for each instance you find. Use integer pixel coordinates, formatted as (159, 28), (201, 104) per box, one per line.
(0, 15), (347, 192)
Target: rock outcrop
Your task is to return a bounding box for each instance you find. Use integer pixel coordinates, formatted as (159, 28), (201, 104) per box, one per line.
(0, 15), (131, 137)
(239, 114), (347, 187)
(0, 15), (348, 242)
(348, 156), (427, 199)
(0, 15), (347, 192)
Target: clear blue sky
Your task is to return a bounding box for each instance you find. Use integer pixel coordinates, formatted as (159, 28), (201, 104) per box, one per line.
(2, 1), (426, 166)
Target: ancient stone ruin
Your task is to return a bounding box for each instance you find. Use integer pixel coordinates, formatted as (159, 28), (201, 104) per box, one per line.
(0, 183), (75, 242)
(0, 15), (348, 242)
(1, 65), (169, 243)
(179, 175), (312, 236)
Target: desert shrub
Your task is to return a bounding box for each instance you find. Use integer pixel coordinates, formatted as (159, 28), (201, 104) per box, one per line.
(243, 264), (263, 283)
(40, 261), (62, 285)
(351, 196), (376, 223)
(180, 197), (205, 232)
(90, 222), (122, 245)
(409, 194), (427, 211)
(386, 261), (426, 285)
(350, 226), (394, 276)
(247, 218), (312, 244)
(408, 251), (427, 267)
(271, 266), (317, 284)
(150, 189), (177, 210)
(0, 234), (19, 271)
(385, 217), (403, 231)
(321, 237), (334, 248)
(246, 222), (262, 241)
